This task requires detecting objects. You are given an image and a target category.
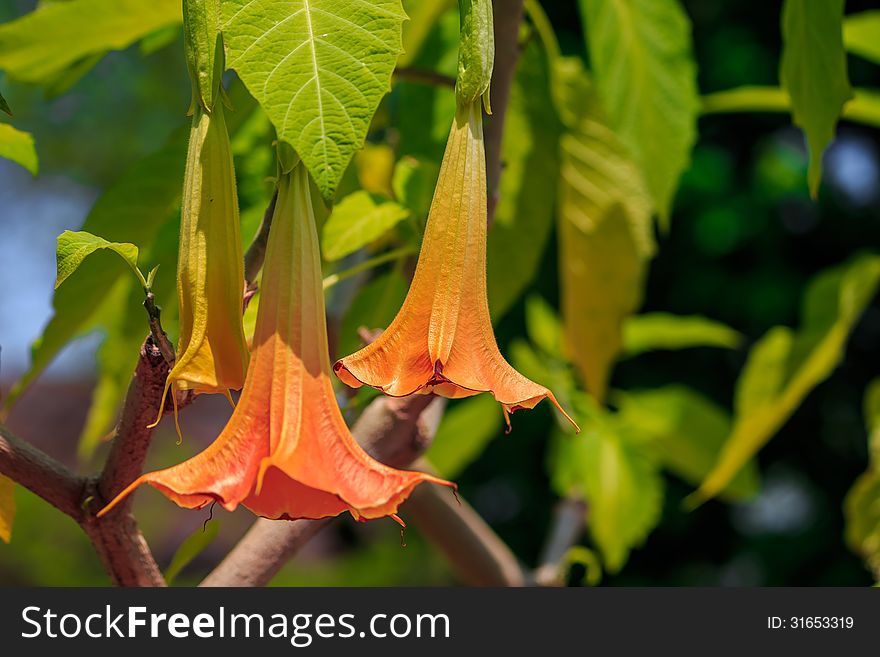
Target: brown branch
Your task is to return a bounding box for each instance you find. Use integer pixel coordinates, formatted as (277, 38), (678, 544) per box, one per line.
(532, 497), (587, 586)
(403, 458), (525, 586)
(393, 67), (456, 88)
(0, 341), (168, 586)
(485, 0), (525, 223)
(0, 425), (84, 520)
(244, 189), (278, 291)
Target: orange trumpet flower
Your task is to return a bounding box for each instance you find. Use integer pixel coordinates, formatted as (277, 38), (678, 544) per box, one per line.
(100, 162), (453, 522)
(334, 101), (578, 432)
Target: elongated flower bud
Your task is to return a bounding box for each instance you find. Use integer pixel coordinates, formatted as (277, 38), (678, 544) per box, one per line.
(153, 102), (249, 428)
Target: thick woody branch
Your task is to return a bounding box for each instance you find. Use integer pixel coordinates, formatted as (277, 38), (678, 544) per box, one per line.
(0, 340), (168, 586)
(485, 0), (525, 223)
(0, 425), (84, 520)
(403, 458), (525, 586)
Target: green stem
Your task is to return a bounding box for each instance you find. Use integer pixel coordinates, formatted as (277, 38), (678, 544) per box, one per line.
(323, 246), (417, 290)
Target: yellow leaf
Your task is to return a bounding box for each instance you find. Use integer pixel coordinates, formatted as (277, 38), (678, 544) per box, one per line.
(0, 475), (15, 543)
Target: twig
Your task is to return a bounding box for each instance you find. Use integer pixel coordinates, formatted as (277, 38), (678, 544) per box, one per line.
(485, 0), (525, 224)
(393, 67), (456, 88)
(244, 189), (278, 291)
(0, 425), (84, 520)
(532, 497), (587, 586)
(403, 458), (525, 586)
(143, 292), (176, 365)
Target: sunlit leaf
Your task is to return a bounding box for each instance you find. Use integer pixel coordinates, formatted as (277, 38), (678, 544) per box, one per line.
(55, 230), (141, 290)
(695, 254), (880, 504)
(0, 122), (37, 175)
(399, 0), (454, 68)
(354, 143), (395, 196)
(524, 295), (563, 359)
(164, 521), (219, 585)
(0, 475), (15, 543)
(0, 0), (181, 84)
(555, 59), (654, 403)
(844, 470), (880, 579)
(615, 386), (759, 500)
(426, 394), (502, 478)
(549, 398), (663, 573)
(487, 39), (561, 318)
(392, 156), (439, 222)
(321, 191), (410, 261)
(701, 86), (880, 130)
(223, 0), (407, 200)
(843, 10), (880, 65)
(622, 313), (742, 357)
(578, 0), (698, 226)
(780, 0), (852, 198)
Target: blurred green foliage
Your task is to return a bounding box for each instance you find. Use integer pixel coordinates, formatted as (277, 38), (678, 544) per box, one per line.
(1, 0), (879, 587)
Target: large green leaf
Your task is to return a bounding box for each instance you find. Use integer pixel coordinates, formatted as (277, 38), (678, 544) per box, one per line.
(0, 475), (14, 544)
(0, 122), (37, 175)
(0, 0), (181, 84)
(701, 86), (880, 130)
(615, 386), (759, 500)
(578, 0), (698, 226)
(694, 254), (880, 504)
(426, 394), (502, 478)
(222, 0), (407, 200)
(550, 398), (663, 573)
(556, 59), (654, 403)
(487, 39), (562, 319)
(622, 313), (742, 357)
(3, 138), (187, 412)
(843, 10), (880, 65)
(321, 191), (410, 261)
(780, 0), (852, 198)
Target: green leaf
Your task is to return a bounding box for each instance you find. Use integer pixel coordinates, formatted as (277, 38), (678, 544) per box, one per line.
(865, 378), (880, 466)
(487, 38), (561, 319)
(622, 313), (742, 357)
(524, 296), (563, 359)
(549, 402), (663, 573)
(0, 474), (15, 544)
(140, 24), (181, 56)
(392, 156), (439, 222)
(578, 0), (698, 226)
(222, 0), (407, 201)
(0, 122), (37, 175)
(399, 0), (454, 68)
(615, 386), (759, 501)
(0, 90), (10, 116)
(0, 0), (182, 85)
(701, 86), (880, 130)
(844, 470), (880, 579)
(694, 253), (880, 504)
(780, 0), (853, 198)
(78, 218), (180, 457)
(555, 59), (654, 403)
(164, 520), (219, 585)
(843, 10), (880, 65)
(426, 394), (502, 478)
(3, 137), (187, 413)
(336, 270), (408, 361)
(321, 191), (410, 261)
(55, 230), (141, 290)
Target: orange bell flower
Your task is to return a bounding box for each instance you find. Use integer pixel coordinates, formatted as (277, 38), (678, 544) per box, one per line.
(100, 162), (453, 522)
(334, 101), (578, 432)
